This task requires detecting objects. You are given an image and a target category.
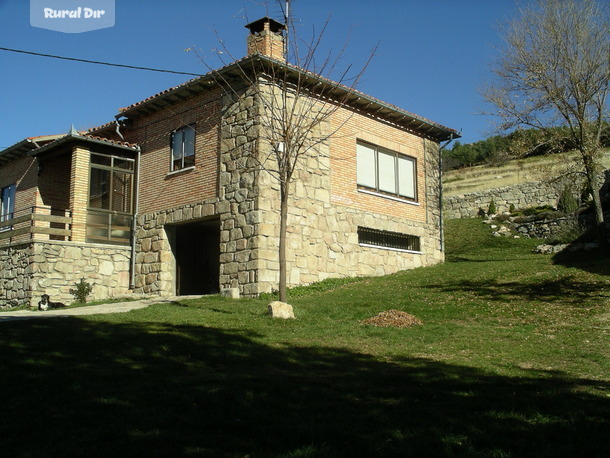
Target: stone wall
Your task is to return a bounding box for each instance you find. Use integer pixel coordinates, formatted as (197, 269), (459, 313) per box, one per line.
(0, 240), (131, 308)
(244, 87), (443, 295)
(444, 180), (558, 219)
(513, 217), (575, 239)
(133, 198), (222, 295)
(218, 87), (262, 297)
(0, 243), (32, 306)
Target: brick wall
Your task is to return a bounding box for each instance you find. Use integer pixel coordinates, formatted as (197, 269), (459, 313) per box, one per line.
(0, 156), (38, 213)
(129, 87), (223, 214)
(38, 153), (72, 210)
(330, 108), (428, 223)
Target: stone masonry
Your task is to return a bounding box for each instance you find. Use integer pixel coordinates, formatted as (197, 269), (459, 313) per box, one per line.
(0, 240), (131, 308)
(444, 180), (559, 219)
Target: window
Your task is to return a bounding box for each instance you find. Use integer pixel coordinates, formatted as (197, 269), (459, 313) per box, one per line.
(1, 184), (16, 228)
(171, 124), (195, 171)
(358, 227), (421, 252)
(357, 142), (417, 201)
(87, 153), (135, 245)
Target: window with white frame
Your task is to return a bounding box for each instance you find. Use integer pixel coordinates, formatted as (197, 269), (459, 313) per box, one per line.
(171, 124), (196, 171)
(1, 183), (16, 227)
(356, 141), (417, 201)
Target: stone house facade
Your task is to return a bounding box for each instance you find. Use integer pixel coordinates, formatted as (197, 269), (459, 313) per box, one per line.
(0, 17), (458, 307)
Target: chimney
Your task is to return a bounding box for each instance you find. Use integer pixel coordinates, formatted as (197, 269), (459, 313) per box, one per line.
(245, 17), (286, 62)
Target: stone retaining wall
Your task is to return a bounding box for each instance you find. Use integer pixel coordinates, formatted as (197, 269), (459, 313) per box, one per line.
(444, 181), (558, 219)
(0, 241), (131, 308)
(513, 217), (573, 239)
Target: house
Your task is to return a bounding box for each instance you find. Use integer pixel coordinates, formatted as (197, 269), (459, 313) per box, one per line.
(0, 18), (459, 307)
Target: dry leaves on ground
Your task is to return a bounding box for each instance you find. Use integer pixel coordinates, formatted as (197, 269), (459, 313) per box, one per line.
(360, 309), (423, 328)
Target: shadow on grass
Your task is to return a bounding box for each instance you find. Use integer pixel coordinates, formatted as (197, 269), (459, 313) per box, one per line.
(552, 247), (610, 276)
(424, 274), (609, 304)
(0, 318), (608, 457)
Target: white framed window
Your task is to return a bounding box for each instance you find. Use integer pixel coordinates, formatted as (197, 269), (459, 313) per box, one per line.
(171, 124), (196, 171)
(1, 183), (16, 227)
(356, 142), (417, 201)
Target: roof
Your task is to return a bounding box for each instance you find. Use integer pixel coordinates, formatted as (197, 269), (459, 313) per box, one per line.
(30, 131), (139, 157)
(245, 17), (286, 33)
(0, 134), (63, 165)
(118, 54), (460, 143)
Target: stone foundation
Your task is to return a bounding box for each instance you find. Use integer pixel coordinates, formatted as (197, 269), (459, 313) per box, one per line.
(0, 241), (131, 308)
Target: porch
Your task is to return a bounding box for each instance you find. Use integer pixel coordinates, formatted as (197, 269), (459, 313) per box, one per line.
(0, 206), (71, 246)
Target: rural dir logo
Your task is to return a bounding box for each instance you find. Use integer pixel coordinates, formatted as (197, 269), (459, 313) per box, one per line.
(31, 0), (115, 33)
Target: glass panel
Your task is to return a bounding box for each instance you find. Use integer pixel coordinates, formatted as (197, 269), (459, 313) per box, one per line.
(89, 168), (110, 209)
(114, 157), (134, 171)
(378, 151), (396, 194)
(356, 143), (376, 188)
(184, 126), (195, 158)
(398, 156), (416, 199)
(111, 213), (132, 228)
(171, 130), (183, 170)
(111, 172), (132, 213)
(90, 154), (111, 167)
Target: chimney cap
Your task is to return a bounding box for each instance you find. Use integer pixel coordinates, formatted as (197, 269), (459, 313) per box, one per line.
(245, 17), (285, 34)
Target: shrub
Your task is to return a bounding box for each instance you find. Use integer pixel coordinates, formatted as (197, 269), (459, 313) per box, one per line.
(487, 199), (497, 215)
(70, 278), (93, 304)
(522, 205), (555, 216)
(509, 203), (516, 213)
(557, 187), (579, 214)
(547, 217), (588, 244)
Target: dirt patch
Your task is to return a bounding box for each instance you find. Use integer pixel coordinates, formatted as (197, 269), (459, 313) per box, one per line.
(360, 309), (423, 328)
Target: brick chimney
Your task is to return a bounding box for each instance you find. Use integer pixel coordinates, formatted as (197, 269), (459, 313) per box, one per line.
(245, 17), (286, 62)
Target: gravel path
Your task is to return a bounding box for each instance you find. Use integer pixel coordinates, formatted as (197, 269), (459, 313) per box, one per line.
(0, 296), (202, 322)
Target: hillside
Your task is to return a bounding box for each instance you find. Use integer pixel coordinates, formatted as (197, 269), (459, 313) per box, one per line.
(443, 149), (610, 197)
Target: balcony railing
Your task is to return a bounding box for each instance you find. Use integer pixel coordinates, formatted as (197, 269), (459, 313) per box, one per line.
(0, 206), (72, 245)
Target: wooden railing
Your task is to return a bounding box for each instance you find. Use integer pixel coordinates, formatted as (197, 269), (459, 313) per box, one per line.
(0, 207), (72, 245)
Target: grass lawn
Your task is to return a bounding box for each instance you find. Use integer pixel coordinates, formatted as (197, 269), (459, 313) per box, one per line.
(0, 219), (608, 457)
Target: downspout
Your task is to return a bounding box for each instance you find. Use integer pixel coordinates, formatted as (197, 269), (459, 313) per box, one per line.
(130, 145), (141, 289)
(115, 116), (140, 290)
(438, 133), (456, 253)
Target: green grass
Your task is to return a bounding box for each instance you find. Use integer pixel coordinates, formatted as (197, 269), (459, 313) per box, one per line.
(0, 218), (608, 457)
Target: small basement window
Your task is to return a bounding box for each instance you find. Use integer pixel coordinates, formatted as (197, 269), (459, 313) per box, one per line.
(358, 227), (421, 252)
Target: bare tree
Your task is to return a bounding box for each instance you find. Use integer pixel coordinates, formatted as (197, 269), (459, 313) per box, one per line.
(197, 10), (375, 301)
(484, 0), (610, 247)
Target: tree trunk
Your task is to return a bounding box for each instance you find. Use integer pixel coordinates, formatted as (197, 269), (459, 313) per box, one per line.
(591, 187), (607, 250)
(584, 155), (607, 249)
(278, 181), (288, 302)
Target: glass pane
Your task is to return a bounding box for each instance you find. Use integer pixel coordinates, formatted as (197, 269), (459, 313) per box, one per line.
(356, 143), (376, 188)
(183, 154), (195, 168)
(114, 157), (134, 171)
(90, 154), (111, 166)
(112, 172), (132, 213)
(184, 126), (195, 157)
(87, 226), (109, 239)
(89, 168), (110, 209)
(171, 131), (183, 169)
(378, 151), (396, 194)
(398, 156), (416, 199)
(111, 214), (132, 228)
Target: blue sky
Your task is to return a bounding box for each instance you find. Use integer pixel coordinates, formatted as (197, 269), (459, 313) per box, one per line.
(0, 0), (525, 149)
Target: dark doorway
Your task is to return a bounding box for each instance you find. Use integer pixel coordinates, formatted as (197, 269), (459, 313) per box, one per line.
(174, 218), (220, 295)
